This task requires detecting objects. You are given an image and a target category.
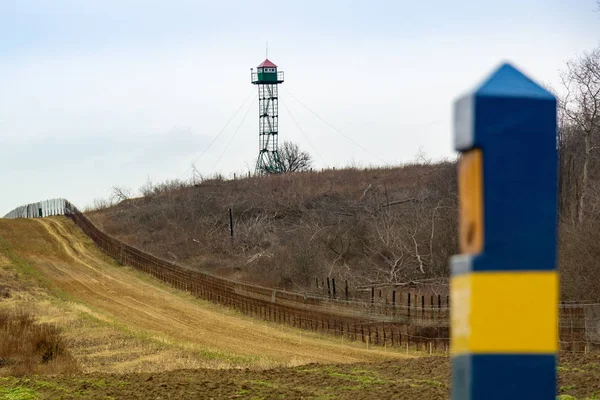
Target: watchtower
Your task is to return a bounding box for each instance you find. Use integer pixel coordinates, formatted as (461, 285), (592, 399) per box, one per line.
(251, 59), (284, 174)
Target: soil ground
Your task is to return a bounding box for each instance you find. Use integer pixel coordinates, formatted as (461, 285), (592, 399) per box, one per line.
(1, 354), (600, 399)
(0, 357), (449, 400)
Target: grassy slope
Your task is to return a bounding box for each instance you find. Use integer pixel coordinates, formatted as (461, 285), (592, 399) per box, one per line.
(0, 219), (234, 374)
(0, 217), (405, 373)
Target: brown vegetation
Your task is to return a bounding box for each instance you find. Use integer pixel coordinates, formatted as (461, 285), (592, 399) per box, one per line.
(0, 308), (79, 376)
(558, 46), (600, 301)
(276, 140), (313, 173)
(88, 162), (458, 296)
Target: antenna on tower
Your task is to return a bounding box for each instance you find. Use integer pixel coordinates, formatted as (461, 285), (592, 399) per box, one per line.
(266, 41), (268, 58)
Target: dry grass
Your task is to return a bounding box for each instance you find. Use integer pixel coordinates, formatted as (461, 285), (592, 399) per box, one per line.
(0, 308), (79, 376)
(0, 222), (253, 374)
(0, 253), (9, 266)
(33, 299), (254, 373)
(0, 217), (409, 375)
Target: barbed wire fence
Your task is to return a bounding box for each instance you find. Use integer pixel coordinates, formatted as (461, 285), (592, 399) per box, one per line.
(3, 198), (599, 353)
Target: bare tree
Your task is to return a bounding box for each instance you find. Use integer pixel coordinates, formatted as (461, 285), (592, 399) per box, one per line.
(89, 197), (114, 211)
(111, 186), (132, 203)
(559, 47), (600, 224)
(278, 141), (312, 173)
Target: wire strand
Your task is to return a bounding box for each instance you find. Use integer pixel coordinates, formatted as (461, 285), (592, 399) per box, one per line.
(181, 88), (255, 178)
(285, 89), (385, 164)
(214, 95), (257, 168)
(280, 97), (326, 166)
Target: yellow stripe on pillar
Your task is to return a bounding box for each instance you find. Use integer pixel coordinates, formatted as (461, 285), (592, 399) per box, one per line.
(451, 271), (558, 355)
(458, 149), (484, 254)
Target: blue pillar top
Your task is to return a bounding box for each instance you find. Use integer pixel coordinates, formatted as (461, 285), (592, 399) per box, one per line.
(453, 63), (558, 274)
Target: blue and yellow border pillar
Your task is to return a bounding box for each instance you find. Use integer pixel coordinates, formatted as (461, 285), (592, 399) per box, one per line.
(451, 63), (558, 399)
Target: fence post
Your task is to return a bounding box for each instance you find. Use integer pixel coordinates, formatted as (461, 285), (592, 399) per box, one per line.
(371, 287), (374, 306)
(450, 63), (558, 399)
(327, 278), (331, 297)
(345, 280), (348, 302)
(332, 278), (336, 298)
(229, 208), (234, 240)
(414, 294), (417, 314)
(431, 295), (434, 319)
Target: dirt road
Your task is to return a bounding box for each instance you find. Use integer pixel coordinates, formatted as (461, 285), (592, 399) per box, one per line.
(0, 217), (406, 370)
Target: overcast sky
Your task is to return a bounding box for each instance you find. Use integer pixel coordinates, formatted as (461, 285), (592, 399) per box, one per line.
(1, 0), (599, 214)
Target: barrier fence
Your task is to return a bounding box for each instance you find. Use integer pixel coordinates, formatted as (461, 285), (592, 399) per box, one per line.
(3, 198), (598, 352)
(4, 198), (67, 219)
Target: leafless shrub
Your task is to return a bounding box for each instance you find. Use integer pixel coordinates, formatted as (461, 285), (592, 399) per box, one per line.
(139, 178), (188, 198)
(139, 177), (155, 197)
(279, 141), (312, 173)
(83, 197), (114, 212)
(150, 179), (187, 195)
(111, 186), (132, 203)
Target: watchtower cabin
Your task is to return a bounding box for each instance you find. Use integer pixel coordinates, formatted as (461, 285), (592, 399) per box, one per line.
(252, 59), (284, 84)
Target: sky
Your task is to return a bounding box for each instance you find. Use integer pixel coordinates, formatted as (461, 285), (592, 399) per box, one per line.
(1, 0), (599, 214)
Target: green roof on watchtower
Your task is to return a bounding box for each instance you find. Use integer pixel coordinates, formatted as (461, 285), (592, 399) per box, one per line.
(257, 59), (277, 68)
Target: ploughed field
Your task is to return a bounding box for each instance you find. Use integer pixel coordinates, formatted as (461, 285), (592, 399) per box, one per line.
(0, 217), (597, 399)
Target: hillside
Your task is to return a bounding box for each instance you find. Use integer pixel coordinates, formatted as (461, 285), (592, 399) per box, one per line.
(87, 164), (459, 296)
(0, 217), (404, 370)
(87, 158), (600, 302)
